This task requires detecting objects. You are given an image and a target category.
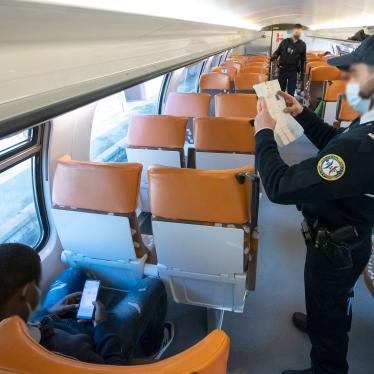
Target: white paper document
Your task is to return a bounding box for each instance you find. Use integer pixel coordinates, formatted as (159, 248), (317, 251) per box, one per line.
(253, 80), (304, 147)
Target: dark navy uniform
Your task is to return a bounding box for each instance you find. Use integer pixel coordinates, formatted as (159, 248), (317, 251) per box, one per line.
(273, 38), (306, 95)
(255, 108), (374, 373)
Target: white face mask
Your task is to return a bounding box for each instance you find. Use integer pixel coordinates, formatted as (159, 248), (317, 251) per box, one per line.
(346, 82), (371, 113)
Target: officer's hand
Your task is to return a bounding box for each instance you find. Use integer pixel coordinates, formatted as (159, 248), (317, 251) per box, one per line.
(255, 97), (276, 133)
(277, 91), (303, 117)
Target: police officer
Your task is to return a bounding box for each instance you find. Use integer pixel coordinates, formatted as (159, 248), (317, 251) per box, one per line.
(255, 36), (374, 374)
(271, 24), (306, 96)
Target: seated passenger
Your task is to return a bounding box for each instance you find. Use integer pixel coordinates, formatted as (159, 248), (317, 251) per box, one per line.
(0, 243), (172, 365)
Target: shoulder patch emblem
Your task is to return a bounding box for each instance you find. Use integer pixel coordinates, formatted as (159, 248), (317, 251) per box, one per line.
(317, 154), (346, 181)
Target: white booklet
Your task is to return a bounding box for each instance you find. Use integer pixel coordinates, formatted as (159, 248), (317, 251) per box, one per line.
(253, 80), (304, 147)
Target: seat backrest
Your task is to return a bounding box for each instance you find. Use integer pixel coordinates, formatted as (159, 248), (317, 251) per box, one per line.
(306, 61), (326, 75)
(199, 72), (230, 92)
(221, 61), (241, 73)
(234, 73), (267, 92)
(336, 94), (360, 125)
(310, 66), (341, 81)
(240, 66), (268, 75)
(211, 66), (237, 81)
(149, 165), (260, 307)
(321, 80), (347, 124)
(215, 93), (257, 118)
(52, 156), (151, 285)
(127, 115), (187, 211)
(127, 115), (187, 149)
(0, 316), (230, 374)
(194, 117), (255, 153)
(192, 117), (255, 169)
(322, 80), (347, 102)
(164, 92), (210, 117)
(149, 165), (253, 225)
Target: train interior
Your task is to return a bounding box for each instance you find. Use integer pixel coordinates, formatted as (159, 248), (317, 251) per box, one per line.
(0, 1), (373, 373)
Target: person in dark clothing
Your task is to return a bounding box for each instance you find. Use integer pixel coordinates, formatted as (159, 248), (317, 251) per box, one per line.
(255, 36), (374, 374)
(271, 24), (307, 96)
(0, 243), (171, 365)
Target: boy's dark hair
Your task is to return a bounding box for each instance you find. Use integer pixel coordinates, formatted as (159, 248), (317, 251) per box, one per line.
(0, 243), (41, 305)
(294, 24), (303, 29)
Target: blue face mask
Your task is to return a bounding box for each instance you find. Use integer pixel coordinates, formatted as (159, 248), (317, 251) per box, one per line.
(346, 83), (371, 113)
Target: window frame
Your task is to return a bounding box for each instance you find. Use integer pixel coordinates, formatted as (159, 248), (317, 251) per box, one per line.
(0, 124), (50, 251)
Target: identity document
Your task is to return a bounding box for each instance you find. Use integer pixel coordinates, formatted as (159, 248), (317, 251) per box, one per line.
(253, 80), (304, 146)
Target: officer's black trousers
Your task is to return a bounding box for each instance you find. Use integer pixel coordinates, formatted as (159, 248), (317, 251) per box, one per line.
(304, 230), (372, 374)
(278, 69), (297, 96)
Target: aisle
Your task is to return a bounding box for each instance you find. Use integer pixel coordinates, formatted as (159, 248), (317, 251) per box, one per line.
(225, 136), (374, 374)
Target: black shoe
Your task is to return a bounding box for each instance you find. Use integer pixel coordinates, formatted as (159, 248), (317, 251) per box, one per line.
(282, 369), (315, 374)
(292, 312), (308, 334)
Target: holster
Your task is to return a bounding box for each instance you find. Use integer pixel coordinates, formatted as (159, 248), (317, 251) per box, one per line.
(301, 219), (358, 269)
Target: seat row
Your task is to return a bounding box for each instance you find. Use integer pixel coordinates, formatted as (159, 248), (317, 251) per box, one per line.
(200, 71), (267, 94)
(52, 154), (259, 314)
(127, 115), (255, 211)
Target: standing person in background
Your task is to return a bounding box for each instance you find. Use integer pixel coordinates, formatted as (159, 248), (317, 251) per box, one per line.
(271, 24), (307, 96)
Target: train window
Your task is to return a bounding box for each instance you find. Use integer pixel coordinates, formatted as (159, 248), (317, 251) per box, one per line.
(0, 158), (43, 248)
(0, 129), (33, 158)
(90, 75), (165, 162)
(167, 61), (205, 94)
(204, 53), (223, 72)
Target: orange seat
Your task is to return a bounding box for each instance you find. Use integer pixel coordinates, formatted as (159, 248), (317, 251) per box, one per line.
(336, 94), (360, 125)
(127, 115), (187, 149)
(221, 61), (242, 73)
(194, 117), (255, 154)
(199, 72), (230, 92)
(0, 316), (230, 374)
(310, 66), (341, 81)
(215, 93), (257, 118)
(320, 80), (347, 124)
(148, 164), (260, 299)
(306, 65), (340, 110)
(234, 73), (267, 92)
(240, 66), (269, 75)
(322, 80), (347, 102)
(306, 61), (326, 75)
(211, 66), (237, 81)
(127, 115), (187, 211)
(164, 92), (210, 117)
(191, 117), (255, 170)
(53, 156), (142, 215)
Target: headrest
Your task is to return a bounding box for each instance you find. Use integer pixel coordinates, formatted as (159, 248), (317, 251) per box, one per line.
(148, 165), (255, 224)
(164, 92), (211, 117)
(53, 155), (142, 214)
(127, 115), (187, 149)
(194, 117), (255, 153)
(337, 95), (360, 122)
(199, 72), (230, 91)
(310, 66), (341, 81)
(322, 80), (347, 102)
(234, 73), (267, 91)
(215, 93), (257, 118)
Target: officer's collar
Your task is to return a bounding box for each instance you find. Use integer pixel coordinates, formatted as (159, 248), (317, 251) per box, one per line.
(360, 108), (374, 125)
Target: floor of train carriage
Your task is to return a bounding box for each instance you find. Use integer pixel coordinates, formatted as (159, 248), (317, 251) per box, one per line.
(158, 135), (374, 374)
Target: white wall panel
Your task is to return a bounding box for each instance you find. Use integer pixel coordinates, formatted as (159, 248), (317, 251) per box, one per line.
(0, 1), (258, 125)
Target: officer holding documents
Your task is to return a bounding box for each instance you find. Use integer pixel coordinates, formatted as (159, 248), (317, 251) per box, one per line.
(271, 24), (306, 96)
(255, 36), (374, 374)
